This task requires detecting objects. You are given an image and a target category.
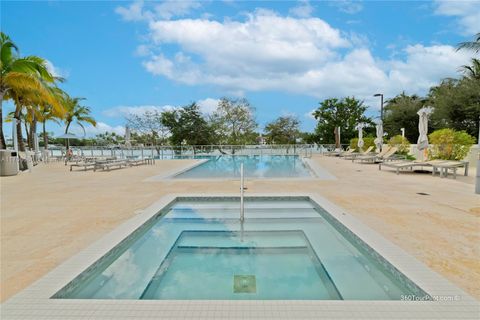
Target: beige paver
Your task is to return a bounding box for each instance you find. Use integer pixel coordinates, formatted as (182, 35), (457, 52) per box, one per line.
(1, 155), (479, 303)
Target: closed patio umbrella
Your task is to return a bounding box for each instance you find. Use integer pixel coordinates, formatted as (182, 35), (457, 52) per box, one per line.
(125, 125), (131, 147)
(374, 121), (383, 152)
(417, 107), (433, 160)
(356, 123), (365, 151)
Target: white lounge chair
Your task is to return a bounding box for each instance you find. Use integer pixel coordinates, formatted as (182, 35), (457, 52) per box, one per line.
(356, 147), (398, 163)
(431, 161), (469, 179)
(379, 159), (447, 175)
(343, 146), (374, 160)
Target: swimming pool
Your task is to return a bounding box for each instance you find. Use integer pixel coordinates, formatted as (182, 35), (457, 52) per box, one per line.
(54, 197), (427, 300)
(172, 155), (314, 179)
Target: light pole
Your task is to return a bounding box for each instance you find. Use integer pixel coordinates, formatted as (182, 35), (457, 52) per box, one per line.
(374, 93), (384, 122)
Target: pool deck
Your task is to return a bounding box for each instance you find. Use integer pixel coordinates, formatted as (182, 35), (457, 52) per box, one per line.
(1, 155), (479, 317)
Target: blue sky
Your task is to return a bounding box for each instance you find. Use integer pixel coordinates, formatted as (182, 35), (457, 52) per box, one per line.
(2, 0), (479, 137)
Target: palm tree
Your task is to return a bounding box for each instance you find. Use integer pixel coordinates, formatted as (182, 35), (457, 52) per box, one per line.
(0, 32), (61, 150)
(36, 88), (66, 149)
(460, 58), (480, 79)
(63, 96), (96, 148)
(457, 32), (480, 53)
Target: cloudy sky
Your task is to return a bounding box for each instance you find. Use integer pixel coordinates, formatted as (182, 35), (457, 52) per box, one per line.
(3, 0), (479, 137)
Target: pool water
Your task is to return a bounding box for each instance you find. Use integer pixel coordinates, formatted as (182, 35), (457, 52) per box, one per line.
(55, 198), (425, 300)
(173, 155), (313, 178)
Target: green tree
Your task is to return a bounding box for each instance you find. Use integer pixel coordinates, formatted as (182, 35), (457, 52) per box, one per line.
(0, 32), (62, 150)
(36, 89), (65, 150)
(388, 135), (411, 155)
(428, 128), (475, 160)
(211, 97), (257, 145)
(298, 132), (318, 144)
(383, 93), (426, 143)
(95, 131), (122, 145)
(127, 110), (168, 147)
(63, 96), (96, 148)
(428, 78), (480, 141)
(459, 58), (480, 80)
(161, 103), (214, 146)
(264, 115), (300, 144)
(312, 97), (372, 147)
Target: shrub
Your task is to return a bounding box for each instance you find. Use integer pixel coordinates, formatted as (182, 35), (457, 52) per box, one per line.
(428, 129), (475, 160)
(349, 136), (375, 152)
(388, 135), (411, 155)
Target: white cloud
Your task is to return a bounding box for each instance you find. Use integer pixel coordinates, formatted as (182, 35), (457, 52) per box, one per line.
(103, 98), (219, 118)
(331, 0), (363, 15)
(103, 105), (174, 118)
(115, 0), (201, 22)
(304, 109), (316, 120)
(434, 0), (480, 35)
(143, 10), (350, 88)
(154, 0), (201, 20)
(115, 0), (150, 21)
(119, 5), (471, 109)
(383, 44), (471, 95)
(45, 60), (68, 78)
(69, 122), (126, 136)
(289, 0), (314, 18)
(197, 98), (219, 114)
(135, 44), (152, 57)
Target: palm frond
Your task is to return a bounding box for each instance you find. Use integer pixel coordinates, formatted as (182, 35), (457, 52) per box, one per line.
(456, 33), (480, 53)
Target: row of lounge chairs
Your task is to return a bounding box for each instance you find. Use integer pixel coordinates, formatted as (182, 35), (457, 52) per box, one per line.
(379, 159), (469, 179)
(69, 156), (155, 172)
(325, 146), (469, 179)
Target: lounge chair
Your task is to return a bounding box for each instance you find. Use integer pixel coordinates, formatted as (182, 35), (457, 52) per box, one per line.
(325, 147), (351, 157)
(356, 147), (398, 163)
(343, 146), (374, 160)
(94, 159), (128, 172)
(70, 161), (96, 171)
(431, 161), (469, 179)
(379, 160), (448, 175)
(338, 148), (357, 157)
(353, 147), (389, 163)
(127, 158), (147, 166)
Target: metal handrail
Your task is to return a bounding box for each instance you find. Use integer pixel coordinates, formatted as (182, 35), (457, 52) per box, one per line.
(240, 163), (245, 222)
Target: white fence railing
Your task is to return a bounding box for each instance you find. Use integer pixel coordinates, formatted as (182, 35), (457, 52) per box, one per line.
(45, 144), (329, 159)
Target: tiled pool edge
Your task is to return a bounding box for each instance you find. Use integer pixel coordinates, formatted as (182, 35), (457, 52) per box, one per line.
(144, 159), (209, 181)
(1, 193), (478, 320)
(146, 157), (337, 182)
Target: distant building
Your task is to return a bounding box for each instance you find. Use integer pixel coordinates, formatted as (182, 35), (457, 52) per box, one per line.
(256, 135), (267, 145)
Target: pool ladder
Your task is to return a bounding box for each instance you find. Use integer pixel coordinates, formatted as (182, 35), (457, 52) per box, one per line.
(240, 163), (246, 222)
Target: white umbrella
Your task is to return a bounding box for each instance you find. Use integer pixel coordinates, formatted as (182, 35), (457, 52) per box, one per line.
(57, 133), (80, 150)
(125, 125), (131, 147)
(374, 121), (383, 152)
(417, 106), (433, 160)
(356, 123), (364, 150)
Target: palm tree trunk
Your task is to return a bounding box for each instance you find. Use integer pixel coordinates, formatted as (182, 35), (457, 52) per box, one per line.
(43, 122), (48, 149)
(334, 127), (340, 149)
(24, 120), (30, 149)
(29, 118), (37, 150)
(0, 91), (6, 149)
(16, 117), (25, 152)
(65, 122), (71, 149)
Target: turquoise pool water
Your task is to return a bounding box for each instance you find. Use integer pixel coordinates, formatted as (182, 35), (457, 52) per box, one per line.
(54, 198), (426, 300)
(173, 155), (313, 178)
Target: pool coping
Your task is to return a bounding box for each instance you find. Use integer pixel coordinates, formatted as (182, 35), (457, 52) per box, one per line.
(1, 193), (478, 319)
(145, 156), (337, 182)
